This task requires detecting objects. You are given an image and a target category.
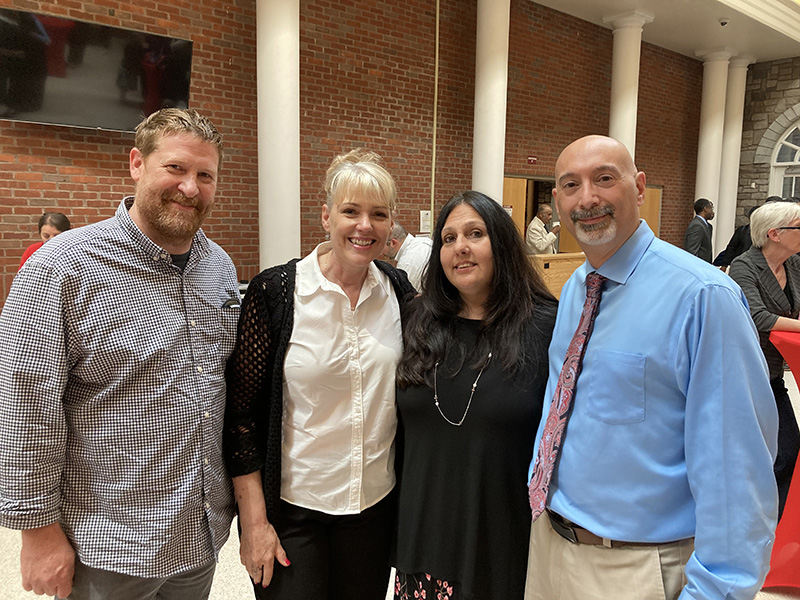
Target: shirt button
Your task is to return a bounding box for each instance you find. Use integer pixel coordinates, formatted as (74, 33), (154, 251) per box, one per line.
(160, 253), (168, 259)
(190, 320), (196, 326)
(196, 366), (203, 373)
(152, 255), (159, 261)
(205, 502), (210, 509)
(204, 458), (209, 465)
(204, 411), (210, 418)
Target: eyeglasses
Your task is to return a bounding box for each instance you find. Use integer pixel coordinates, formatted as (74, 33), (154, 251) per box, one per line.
(776, 226), (800, 230)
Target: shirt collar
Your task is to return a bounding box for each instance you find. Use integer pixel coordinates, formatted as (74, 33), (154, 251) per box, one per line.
(696, 214), (709, 225)
(296, 242), (390, 299)
(118, 196), (210, 261)
(582, 220), (654, 286)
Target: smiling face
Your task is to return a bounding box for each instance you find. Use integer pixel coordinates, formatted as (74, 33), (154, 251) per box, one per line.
(322, 192), (393, 273)
(553, 135), (645, 267)
(128, 132), (220, 254)
(440, 203), (494, 315)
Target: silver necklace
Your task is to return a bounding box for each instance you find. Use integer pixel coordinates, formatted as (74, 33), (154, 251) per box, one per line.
(433, 352), (492, 426)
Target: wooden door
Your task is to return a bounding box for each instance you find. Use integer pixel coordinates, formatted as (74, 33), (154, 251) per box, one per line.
(502, 177), (528, 236)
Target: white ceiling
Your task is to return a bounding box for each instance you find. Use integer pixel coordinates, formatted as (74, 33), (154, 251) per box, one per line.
(532, 0), (800, 63)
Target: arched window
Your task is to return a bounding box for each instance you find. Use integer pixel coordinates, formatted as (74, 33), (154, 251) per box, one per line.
(772, 123), (800, 197)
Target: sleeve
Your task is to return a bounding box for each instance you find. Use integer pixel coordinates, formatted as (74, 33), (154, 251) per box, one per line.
(223, 276), (276, 477)
(0, 261), (70, 529)
(678, 284), (778, 600)
(729, 257), (780, 332)
(684, 220), (703, 257)
(712, 227), (746, 267)
(526, 220), (557, 254)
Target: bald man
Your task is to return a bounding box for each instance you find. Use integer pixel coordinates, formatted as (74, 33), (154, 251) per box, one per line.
(525, 135), (777, 600)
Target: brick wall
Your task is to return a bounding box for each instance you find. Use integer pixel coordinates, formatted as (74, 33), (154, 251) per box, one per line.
(505, 1), (702, 247)
(0, 0), (259, 302)
(298, 0), (476, 257)
(636, 42), (703, 245)
(1, 0), (704, 305)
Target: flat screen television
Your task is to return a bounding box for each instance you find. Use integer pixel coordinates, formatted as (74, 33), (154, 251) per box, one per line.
(0, 8), (192, 132)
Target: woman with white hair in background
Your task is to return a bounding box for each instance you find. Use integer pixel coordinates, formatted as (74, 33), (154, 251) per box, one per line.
(730, 200), (800, 521)
(225, 148), (415, 599)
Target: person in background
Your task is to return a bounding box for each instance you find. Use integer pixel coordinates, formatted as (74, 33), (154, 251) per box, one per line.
(19, 211), (71, 269)
(683, 197), (715, 262)
(0, 108), (238, 599)
(526, 204), (560, 254)
(384, 221), (432, 290)
(712, 205), (761, 270)
(225, 148), (415, 599)
(525, 135), (777, 600)
(393, 191), (557, 600)
(730, 201), (800, 520)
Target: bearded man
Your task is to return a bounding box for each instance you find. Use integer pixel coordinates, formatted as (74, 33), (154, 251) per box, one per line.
(0, 108), (240, 599)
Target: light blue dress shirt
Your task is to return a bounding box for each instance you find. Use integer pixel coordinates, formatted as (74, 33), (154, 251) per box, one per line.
(530, 221), (778, 599)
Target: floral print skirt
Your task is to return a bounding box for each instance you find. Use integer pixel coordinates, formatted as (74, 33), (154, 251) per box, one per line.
(394, 571), (463, 600)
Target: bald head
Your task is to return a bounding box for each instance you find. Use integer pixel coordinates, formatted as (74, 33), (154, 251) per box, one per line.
(552, 135), (646, 267)
(555, 135), (638, 186)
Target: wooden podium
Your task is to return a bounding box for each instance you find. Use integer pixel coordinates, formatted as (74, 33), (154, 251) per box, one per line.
(529, 252), (585, 299)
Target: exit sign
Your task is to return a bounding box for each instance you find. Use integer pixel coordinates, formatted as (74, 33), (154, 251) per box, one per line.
(527, 156), (537, 164)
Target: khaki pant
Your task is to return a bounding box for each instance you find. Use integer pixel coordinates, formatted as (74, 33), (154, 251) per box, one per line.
(524, 513), (694, 600)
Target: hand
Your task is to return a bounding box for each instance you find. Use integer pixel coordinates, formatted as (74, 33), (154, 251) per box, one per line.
(239, 521), (290, 588)
(552, 224), (561, 234)
(20, 523), (76, 598)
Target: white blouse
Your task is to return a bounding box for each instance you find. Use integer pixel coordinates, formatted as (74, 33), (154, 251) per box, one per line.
(281, 243), (402, 515)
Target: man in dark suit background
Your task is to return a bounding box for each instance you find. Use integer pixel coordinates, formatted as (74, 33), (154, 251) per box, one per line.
(684, 198), (714, 262)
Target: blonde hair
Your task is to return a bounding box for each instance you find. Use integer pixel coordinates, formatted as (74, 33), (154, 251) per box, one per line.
(323, 148), (396, 210)
(135, 108), (224, 166)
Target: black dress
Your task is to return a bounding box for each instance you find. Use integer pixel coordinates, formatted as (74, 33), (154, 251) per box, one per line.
(394, 305), (556, 600)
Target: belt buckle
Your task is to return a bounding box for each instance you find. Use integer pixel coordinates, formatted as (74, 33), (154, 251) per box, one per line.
(547, 510), (579, 544)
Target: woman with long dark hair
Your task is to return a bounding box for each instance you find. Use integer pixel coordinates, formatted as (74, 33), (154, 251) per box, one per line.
(393, 191), (557, 600)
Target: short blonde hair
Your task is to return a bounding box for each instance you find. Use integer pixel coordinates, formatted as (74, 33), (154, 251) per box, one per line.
(323, 148), (396, 210)
(750, 201), (800, 248)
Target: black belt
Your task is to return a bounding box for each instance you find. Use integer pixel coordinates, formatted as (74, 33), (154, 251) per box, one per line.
(546, 509), (684, 549)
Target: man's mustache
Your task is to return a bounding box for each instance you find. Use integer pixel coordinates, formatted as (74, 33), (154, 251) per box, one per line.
(572, 205), (614, 221)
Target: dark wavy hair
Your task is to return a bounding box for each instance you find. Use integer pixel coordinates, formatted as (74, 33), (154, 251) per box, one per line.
(396, 191), (555, 388)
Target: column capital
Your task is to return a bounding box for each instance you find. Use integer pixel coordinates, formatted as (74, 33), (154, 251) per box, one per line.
(695, 47), (735, 62)
(730, 55), (756, 68)
(602, 10), (654, 30)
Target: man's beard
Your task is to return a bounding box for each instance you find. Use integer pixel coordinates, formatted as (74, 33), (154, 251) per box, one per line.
(140, 189), (209, 241)
(571, 204), (617, 246)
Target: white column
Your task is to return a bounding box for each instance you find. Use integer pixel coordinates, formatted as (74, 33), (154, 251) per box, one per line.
(258, 0), (301, 269)
(694, 49), (733, 250)
(717, 56), (754, 254)
(603, 11), (653, 160)
(472, 0), (511, 203)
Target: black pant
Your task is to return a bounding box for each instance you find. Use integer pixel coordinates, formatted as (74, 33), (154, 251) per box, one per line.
(253, 493), (395, 600)
(772, 377), (800, 521)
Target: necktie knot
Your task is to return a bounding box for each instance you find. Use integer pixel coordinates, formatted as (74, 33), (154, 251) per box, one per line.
(585, 272), (606, 299)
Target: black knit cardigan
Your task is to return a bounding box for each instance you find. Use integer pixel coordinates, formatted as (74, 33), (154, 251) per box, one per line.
(224, 258), (415, 520)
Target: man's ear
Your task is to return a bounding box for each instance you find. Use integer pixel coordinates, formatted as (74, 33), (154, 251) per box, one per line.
(130, 148), (144, 182)
(634, 171), (646, 208)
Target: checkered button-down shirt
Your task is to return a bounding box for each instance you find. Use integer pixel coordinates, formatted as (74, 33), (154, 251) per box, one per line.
(0, 198), (239, 577)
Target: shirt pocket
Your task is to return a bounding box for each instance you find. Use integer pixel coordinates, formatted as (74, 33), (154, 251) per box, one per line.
(584, 350), (646, 424)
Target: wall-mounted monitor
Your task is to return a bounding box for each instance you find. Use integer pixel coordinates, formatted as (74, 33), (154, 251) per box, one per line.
(0, 8), (192, 132)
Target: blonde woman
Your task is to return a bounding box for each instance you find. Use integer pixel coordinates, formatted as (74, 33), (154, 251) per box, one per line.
(225, 149), (415, 599)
